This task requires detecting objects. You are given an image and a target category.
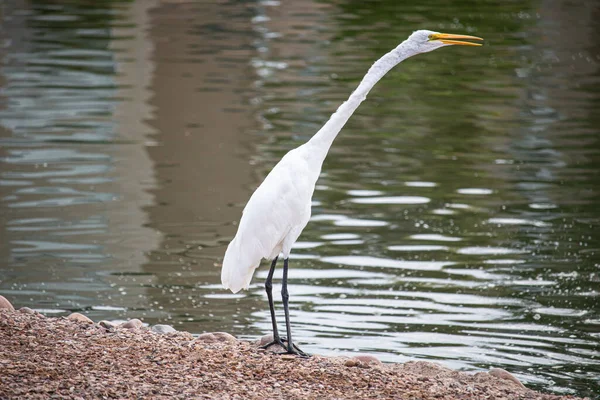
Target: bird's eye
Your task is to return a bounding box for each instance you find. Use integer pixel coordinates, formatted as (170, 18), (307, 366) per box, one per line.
(427, 34), (433, 41)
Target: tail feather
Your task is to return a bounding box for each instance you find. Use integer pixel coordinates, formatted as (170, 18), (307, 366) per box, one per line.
(221, 237), (261, 293)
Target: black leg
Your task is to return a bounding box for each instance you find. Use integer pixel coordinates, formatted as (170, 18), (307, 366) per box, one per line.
(265, 257), (279, 340)
(281, 258), (309, 357)
(260, 257), (287, 351)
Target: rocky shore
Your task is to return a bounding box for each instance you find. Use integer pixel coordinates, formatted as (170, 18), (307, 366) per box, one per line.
(0, 296), (586, 399)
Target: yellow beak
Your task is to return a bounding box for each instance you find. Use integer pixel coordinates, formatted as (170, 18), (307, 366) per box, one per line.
(429, 33), (483, 46)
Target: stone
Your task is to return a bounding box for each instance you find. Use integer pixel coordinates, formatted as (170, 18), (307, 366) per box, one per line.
(258, 334), (273, 346)
(212, 332), (237, 343)
(0, 295), (14, 311)
(352, 354), (382, 366)
(344, 359), (360, 367)
(120, 319), (143, 329)
(67, 313), (93, 324)
(195, 333), (216, 342)
(489, 368), (526, 388)
(99, 320), (117, 330)
(280, 354), (296, 361)
(18, 307), (35, 314)
(195, 332), (237, 343)
(151, 324), (176, 334)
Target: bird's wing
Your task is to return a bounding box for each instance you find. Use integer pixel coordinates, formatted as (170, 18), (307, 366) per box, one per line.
(221, 150), (313, 293)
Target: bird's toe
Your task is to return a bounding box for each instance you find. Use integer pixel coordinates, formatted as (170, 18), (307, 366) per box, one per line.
(260, 338), (287, 351)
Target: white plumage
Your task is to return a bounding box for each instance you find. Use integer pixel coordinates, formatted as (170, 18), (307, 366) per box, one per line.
(221, 147), (316, 293)
(220, 30), (482, 355)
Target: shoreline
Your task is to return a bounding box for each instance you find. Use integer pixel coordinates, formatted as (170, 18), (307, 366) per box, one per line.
(0, 299), (587, 399)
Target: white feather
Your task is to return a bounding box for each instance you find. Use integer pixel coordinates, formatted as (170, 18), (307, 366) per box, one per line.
(221, 147), (315, 293)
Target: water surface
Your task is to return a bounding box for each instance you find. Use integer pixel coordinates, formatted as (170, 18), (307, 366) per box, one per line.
(0, 0), (599, 396)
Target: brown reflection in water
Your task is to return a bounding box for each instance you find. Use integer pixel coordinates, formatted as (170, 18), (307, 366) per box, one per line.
(143, 1), (259, 280)
(141, 0), (335, 328)
(105, 0), (161, 280)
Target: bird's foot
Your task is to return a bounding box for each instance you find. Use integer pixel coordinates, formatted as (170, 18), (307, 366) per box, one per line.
(260, 336), (310, 358)
(260, 336), (287, 351)
(285, 343), (310, 358)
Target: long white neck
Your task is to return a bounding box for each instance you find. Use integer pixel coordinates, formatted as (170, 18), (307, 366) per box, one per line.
(306, 41), (416, 162)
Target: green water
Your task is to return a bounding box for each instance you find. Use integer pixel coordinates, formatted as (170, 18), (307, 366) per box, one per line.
(0, 0), (598, 396)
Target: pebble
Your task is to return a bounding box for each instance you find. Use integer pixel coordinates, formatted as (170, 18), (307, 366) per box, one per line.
(98, 320), (117, 330)
(352, 354), (382, 366)
(152, 324), (176, 334)
(213, 332), (237, 343)
(195, 333), (218, 343)
(67, 313), (93, 324)
(0, 295), (15, 311)
(344, 359), (360, 367)
(19, 307), (35, 314)
(489, 368), (525, 388)
(258, 334), (273, 346)
(195, 332), (237, 343)
(120, 319), (143, 330)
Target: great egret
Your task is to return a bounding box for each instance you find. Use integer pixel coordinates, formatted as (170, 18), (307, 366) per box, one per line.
(222, 30), (483, 356)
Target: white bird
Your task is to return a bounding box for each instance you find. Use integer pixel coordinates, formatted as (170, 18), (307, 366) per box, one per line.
(222, 30), (483, 356)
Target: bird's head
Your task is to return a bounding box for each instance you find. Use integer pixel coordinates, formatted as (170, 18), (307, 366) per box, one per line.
(406, 29), (483, 53)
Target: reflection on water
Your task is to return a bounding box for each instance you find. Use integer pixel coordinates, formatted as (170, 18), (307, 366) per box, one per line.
(0, 0), (599, 397)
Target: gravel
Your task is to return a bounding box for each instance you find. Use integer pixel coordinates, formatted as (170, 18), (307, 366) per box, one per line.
(0, 309), (586, 399)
